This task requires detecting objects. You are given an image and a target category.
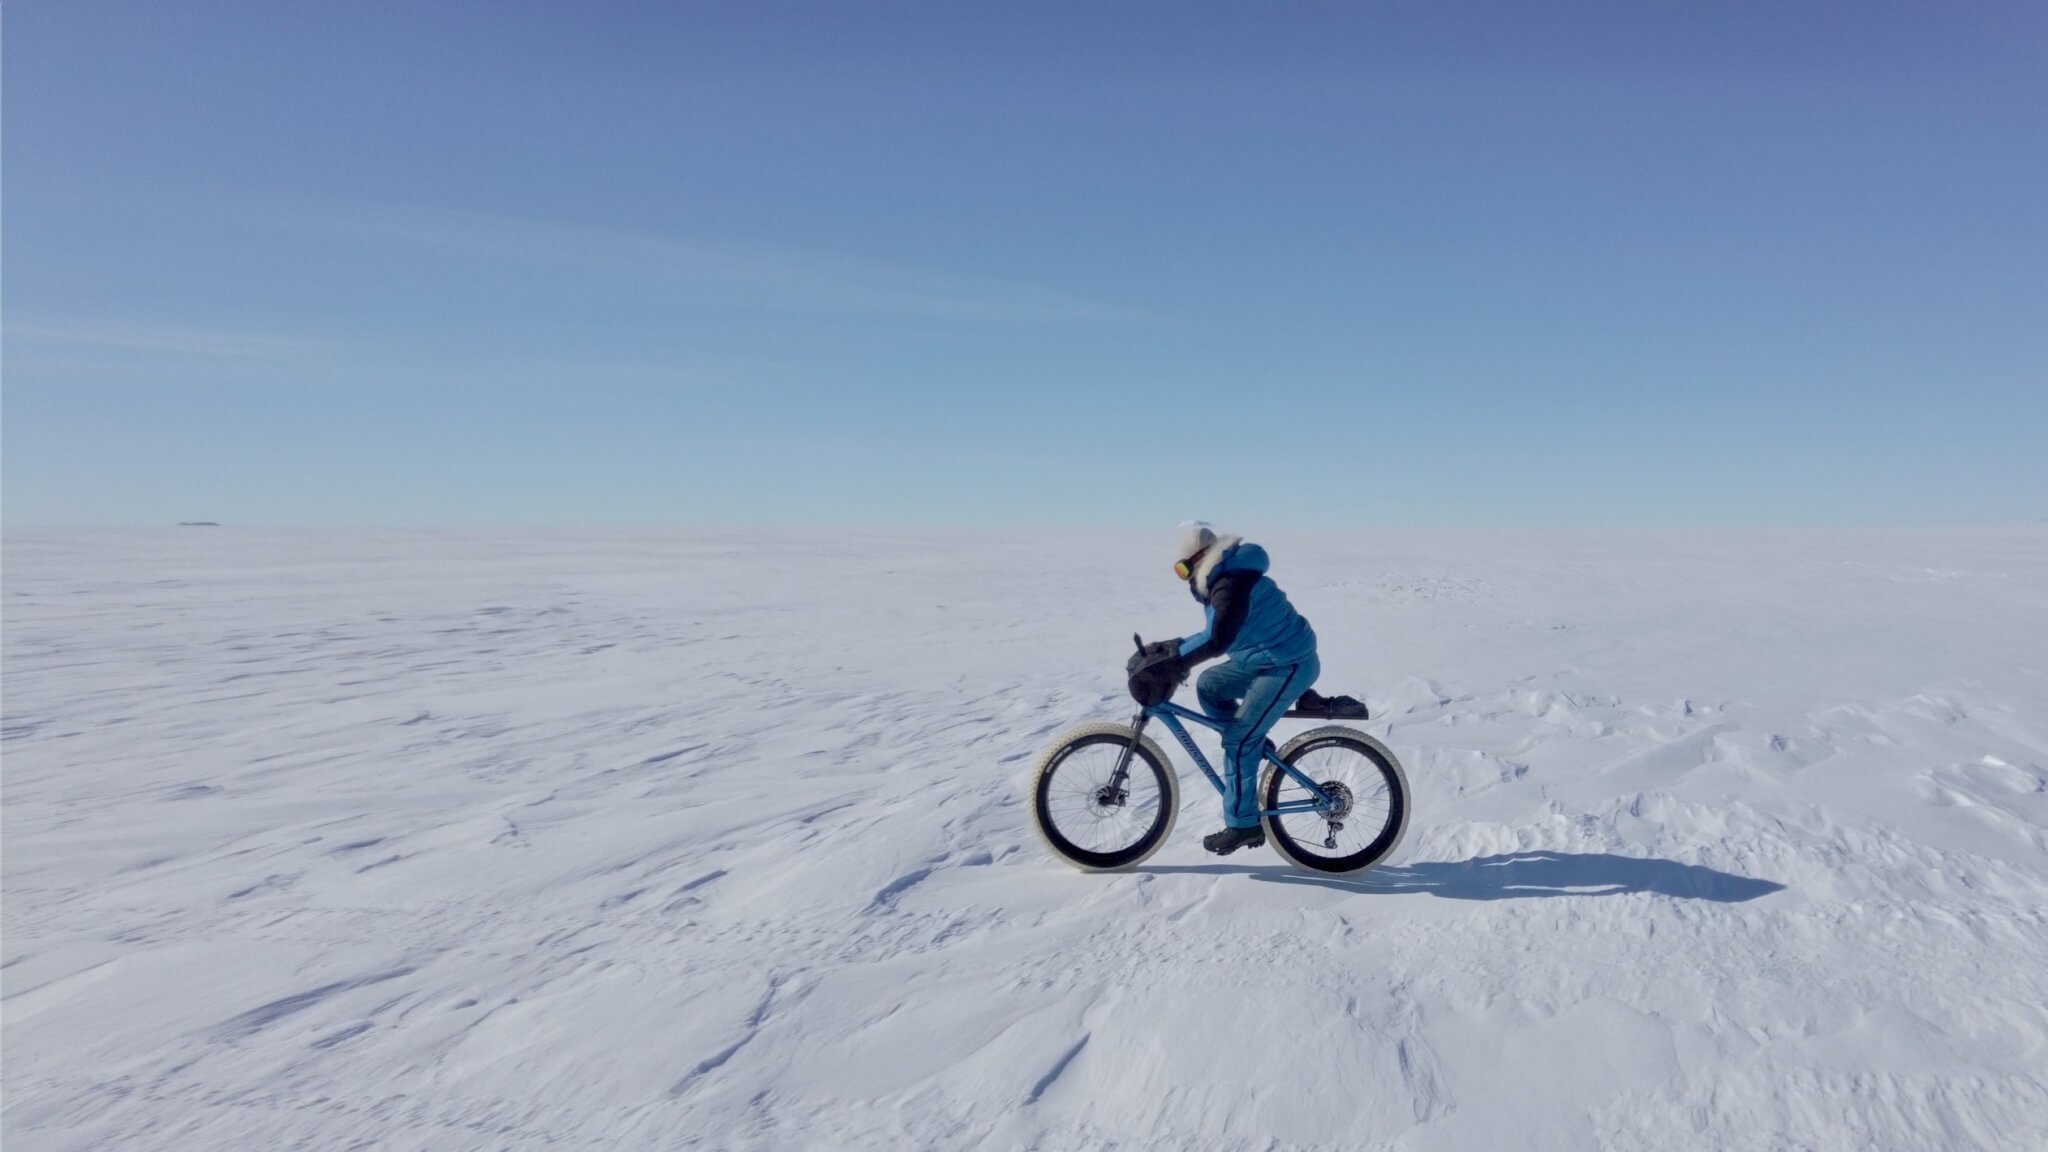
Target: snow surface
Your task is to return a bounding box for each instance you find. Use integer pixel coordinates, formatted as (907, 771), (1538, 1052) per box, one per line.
(5, 527), (2047, 1151)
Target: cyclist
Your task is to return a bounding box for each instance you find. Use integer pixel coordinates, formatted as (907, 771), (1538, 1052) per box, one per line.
(1147, 522), (1320, 855)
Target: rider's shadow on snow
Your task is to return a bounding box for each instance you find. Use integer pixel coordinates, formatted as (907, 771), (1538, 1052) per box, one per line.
(1146, 851), (1784, 902)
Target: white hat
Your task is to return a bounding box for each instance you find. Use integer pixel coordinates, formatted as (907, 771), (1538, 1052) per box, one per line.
(1175, 521), (1218, 564)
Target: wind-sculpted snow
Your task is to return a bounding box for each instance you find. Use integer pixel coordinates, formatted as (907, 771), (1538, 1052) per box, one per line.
(4, 528), (2046, 1150)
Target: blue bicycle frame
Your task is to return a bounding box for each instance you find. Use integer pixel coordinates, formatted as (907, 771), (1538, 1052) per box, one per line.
(1122, 701), (1338, 818)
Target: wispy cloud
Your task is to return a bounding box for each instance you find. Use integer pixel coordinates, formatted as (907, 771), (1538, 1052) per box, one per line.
(3, 312), (787, 391)
(259, 200), (1153, 326)
(4, 318), (322, 359)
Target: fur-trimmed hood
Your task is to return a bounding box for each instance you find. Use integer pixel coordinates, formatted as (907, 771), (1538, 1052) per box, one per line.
(1189, 535), (1264, 603)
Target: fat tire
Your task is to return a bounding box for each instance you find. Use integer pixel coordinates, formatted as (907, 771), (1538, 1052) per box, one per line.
(1030, 724), (1179, 872)
(1259, 726), (1410, 874)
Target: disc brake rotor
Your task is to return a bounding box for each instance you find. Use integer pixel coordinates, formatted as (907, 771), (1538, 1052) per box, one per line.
(1090, 783), (1129, 815)
(1319, 780), (1354, 821)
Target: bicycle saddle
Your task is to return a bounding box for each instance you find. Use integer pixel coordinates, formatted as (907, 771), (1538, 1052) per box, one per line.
(1287, 689), (1370, 720)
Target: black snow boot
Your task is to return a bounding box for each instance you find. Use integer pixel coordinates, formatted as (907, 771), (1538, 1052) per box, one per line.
(1202, 826), (1265, 856)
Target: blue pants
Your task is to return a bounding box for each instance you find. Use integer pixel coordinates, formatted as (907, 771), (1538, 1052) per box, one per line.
(1197, 655), (1320, 829)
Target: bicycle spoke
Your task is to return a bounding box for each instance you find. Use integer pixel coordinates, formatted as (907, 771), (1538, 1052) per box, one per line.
(1269, 741), (1398, 860)
(1041, 740), (1165, 855)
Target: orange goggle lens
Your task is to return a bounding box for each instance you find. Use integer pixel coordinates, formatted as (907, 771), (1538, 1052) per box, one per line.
(1173, 559), (1193, 580)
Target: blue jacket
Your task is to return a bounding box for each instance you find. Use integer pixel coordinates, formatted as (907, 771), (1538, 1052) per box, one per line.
(1176, 541), (1317, 669)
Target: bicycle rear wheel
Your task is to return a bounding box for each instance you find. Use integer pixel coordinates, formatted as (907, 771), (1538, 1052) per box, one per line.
(1259, 726), (1410, 873)
(1031, 724), (1179, 872)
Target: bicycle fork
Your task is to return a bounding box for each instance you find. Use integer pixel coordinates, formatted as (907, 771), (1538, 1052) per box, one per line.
(1099, 709), (1149, 808)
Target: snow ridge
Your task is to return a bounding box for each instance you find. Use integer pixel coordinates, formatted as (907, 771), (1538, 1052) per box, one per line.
(4, 527), (2046, 1150)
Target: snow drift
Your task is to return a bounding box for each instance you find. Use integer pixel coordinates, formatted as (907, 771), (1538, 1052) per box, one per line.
(5, 527), (2045, 1150)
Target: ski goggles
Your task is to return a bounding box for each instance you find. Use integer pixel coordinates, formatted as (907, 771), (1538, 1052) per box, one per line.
(1173, 548), (1208, 581)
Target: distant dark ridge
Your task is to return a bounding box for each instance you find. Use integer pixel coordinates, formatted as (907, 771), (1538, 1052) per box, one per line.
(177, 521), (222, 527)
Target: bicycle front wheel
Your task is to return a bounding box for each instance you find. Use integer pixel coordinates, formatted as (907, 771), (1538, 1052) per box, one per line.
(1031, 724), (1179, 872)
(1259, 726), (1410, 873)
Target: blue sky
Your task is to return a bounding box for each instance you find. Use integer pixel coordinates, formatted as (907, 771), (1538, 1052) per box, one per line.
(5, 2), (2043, 528)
